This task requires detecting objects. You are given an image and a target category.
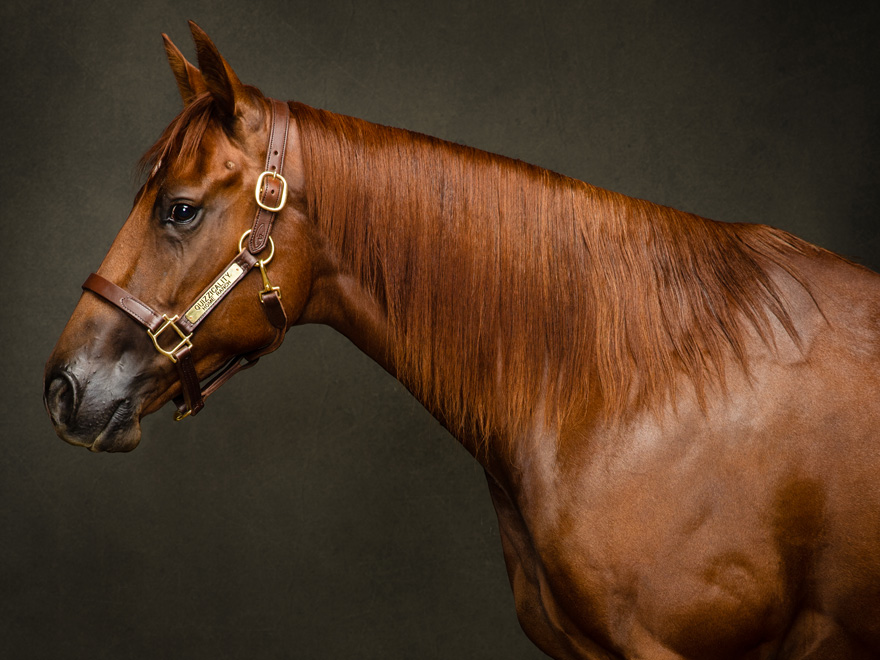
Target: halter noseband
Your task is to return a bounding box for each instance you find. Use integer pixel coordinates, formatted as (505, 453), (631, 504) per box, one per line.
(82, 98), (292, 421)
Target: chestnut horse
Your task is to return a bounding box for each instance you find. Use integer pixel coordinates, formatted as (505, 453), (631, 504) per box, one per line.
(44, 23), (880, 660)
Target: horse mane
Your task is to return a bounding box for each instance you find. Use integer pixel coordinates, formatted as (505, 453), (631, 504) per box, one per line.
(290, 101), (822, 441)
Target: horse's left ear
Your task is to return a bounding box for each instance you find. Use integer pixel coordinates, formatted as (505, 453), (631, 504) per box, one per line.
(188, 21), (247, 119)
(163, 33), (206, 106)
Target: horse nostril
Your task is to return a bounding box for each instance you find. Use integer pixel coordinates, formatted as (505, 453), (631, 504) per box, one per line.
(44, 368), (80, 428)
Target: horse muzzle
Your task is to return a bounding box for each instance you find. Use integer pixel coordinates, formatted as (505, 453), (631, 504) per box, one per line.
(43, 362), (143, 452)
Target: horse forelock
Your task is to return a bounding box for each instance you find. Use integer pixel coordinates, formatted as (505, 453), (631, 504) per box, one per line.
(139, 92), (218, 182)
(291, 102), (817, 444)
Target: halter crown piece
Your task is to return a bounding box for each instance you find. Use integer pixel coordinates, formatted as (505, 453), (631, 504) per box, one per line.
(82, 99), (291, 421)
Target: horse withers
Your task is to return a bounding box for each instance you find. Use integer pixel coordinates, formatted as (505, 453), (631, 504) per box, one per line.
(44, 22), (880, 659)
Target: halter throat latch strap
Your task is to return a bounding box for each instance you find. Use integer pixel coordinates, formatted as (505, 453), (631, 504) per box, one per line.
(81, 98), (291, 421)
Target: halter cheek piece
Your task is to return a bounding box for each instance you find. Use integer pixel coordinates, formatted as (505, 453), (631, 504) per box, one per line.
(82, 99), (291, 421)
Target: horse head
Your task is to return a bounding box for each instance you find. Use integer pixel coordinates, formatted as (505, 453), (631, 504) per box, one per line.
(44, 23), (315, 451)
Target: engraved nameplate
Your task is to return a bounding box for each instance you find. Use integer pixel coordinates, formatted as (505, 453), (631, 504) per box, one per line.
(184, 263), (244, 324)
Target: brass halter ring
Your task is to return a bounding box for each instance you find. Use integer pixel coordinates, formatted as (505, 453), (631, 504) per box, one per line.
(147, 314), (193, 364)
(238, 229), (274, 264)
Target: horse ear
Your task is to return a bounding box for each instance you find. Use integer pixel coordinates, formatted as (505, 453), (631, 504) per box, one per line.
(162, 33), (206, 106)
(188, 21), (245, 119)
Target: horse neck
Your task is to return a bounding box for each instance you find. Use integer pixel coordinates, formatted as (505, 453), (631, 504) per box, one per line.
(288, 107), (511, 453)
(289, 102), (615, 453)
(295, 107), (600, 464)
(300, 265), (398, 376)
(288, 102), (808, 466)
(300, 263), (522, 465)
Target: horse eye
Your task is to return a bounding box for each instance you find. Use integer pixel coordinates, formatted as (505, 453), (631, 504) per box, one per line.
(168, 203), (199, 224)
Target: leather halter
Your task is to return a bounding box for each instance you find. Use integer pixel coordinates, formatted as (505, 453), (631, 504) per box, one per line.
(82, 98), (292, 421)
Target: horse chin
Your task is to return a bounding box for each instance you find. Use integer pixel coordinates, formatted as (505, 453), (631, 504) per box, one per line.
(89, 414), (142, 453)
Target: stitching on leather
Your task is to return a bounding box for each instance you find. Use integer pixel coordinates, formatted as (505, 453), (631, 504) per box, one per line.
(120, 298), (153, 326)
(265, 101), (278, 169)
(277, 103), (290, 163)
(251, 101), (286, 253)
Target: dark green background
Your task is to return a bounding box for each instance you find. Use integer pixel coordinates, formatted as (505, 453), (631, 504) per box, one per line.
(2, 1), (878, 658)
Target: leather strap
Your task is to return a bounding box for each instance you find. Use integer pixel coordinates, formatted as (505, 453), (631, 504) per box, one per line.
(170, 297), (287, 417)
(83, 273), (164, 333)
(172, 355), (257, 417)
(249, 99), (290, 254)
(260, 289), (288, 330)
(84, 272), (207, 416)
(174, 344), (205, 416)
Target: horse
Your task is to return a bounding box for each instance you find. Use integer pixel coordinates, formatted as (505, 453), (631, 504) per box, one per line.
(43, 22), (880, 660)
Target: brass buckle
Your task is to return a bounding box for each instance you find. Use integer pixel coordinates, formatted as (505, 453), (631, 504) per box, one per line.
(254, 170), (288, 212)
(147, 314), (193, 364)
(173, 408), (192, 422)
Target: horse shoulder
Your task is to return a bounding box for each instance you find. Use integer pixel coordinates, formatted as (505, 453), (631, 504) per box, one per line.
(490, 358), (880, 658)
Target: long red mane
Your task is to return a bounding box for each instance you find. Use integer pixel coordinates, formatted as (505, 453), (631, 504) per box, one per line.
(291, 102), (827, 440)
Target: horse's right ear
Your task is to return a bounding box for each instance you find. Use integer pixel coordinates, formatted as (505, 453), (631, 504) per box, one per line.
(163, 33), (206, 106)
(188, 21), (246, 120)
